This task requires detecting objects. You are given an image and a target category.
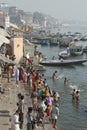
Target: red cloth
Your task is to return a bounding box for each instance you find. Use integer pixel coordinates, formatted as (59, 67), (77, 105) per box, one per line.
(19, 67), (24, 81)
(33, 82), (37, 91)
(28, 58), (32, 63)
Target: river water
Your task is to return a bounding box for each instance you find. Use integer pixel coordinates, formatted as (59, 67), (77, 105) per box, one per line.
(37, 24), (87, 130)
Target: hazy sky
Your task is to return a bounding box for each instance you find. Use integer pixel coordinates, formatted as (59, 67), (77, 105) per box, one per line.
(2, 0), (87, 21)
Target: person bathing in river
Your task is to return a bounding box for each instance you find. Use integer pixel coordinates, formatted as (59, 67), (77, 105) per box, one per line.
(52, 71), (57, 80)
(71, 89), (76, 100)
(71, 89), (80, 102)
(64, 77), (68, 85)
(75, 90), (80, 102)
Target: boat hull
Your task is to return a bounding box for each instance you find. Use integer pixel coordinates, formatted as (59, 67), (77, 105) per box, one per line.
(70, 51), (83, 56)
(39, 59), (87, 66)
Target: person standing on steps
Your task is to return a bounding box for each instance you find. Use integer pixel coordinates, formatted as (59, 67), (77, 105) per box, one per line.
(10, 110), (20, 130)
(26, 107), (35, 130)
(17, 94), (24, 130)
(51, 103), (59, 129)
(15, 66), (20, 87)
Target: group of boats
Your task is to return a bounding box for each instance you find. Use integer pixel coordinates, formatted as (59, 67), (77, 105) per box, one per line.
(39, 44), (87, 66)
(58, 45), (83, 59)
(36, 31), (87, 67)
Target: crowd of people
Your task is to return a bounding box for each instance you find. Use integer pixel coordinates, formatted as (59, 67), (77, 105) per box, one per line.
(3, 61), (80, 130)
(8, 64), (60, 130)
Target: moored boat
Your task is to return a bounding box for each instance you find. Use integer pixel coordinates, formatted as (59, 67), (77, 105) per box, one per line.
(83, 46), (87, 53)
(39, 59), (87, 66)
(69, 45), (83, 56)
(58, 50), (70, 59)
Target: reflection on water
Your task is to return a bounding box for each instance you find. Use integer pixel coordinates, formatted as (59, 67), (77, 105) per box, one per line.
(72, 99), (80, 109)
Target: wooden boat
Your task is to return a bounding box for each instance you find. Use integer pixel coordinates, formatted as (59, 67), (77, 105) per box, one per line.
(39, 59), (87, 66)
